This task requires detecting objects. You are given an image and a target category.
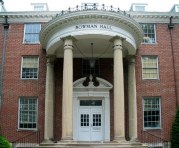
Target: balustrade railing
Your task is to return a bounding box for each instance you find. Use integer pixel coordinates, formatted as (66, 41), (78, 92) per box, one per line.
(55, 4), (131, 18)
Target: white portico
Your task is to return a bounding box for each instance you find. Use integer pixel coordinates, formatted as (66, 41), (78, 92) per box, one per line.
(40, 5), (143, 143)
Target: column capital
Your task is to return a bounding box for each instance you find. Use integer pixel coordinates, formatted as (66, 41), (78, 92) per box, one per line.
(127, 56), (136, 64)
(110, 36), (125, 51)
(110, 36), (125, 42)
(46, 55), (56, 65)
(61, 35), (77, 42)
(62, 36), (77, 51)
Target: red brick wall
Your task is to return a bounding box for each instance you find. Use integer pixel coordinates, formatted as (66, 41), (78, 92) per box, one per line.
(0, 24), (46, 142)
(136, 23), (178, 141)
(172, 24), (179, 107)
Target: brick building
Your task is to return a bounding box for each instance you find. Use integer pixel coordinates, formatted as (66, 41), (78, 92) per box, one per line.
(0, 1), (179, 147)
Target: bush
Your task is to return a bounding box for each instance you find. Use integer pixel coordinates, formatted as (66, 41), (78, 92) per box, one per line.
(0, 136), (11, 148)
(171, 108), (179, 148)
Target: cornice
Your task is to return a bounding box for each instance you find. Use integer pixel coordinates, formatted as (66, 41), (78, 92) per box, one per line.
(129, 11), (179, 23)
(0, 11), (58, 23)
(0, 11), (178, 23)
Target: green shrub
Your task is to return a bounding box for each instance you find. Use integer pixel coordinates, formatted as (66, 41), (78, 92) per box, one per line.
(0, 136), (11, 148)
(171, 108), (179, 148)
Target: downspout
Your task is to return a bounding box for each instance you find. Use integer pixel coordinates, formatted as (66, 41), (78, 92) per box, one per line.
(0, 15), (9, 110)
(168, 16), (178, 108)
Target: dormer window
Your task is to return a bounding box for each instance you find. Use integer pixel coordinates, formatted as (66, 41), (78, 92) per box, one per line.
(177, 6), (179, 12)
(31, 3), (49, 11)
(135, 5), (145, 11)
(170, 5), (179, 12)
(130, 3), (148, 12)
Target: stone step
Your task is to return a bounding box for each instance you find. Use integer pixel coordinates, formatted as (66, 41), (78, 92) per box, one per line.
(33, 141), (147, 148)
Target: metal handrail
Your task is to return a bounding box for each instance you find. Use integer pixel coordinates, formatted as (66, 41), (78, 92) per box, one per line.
(141, 130), (170, 148)
(12, 130), (41, 148)
(55, 4), (130, 18)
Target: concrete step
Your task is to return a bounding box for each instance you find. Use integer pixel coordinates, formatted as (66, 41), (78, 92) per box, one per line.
(34, 141), (148, 148)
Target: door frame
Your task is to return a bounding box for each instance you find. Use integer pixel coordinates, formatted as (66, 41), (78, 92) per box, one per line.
(73, 77), (113, 142)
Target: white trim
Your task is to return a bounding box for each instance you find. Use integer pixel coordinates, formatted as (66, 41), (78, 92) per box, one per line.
(73, 77), (112, 141)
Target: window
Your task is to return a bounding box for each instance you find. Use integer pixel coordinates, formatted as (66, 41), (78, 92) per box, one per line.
(18, 97), (38, 130)
(142, 56), (159, 79)
(130, 4), (147, 11)
(143, 97), (161, 129)
(176, 6), (179, 12)
(34, 5), (44, 11)
(31, 3), (49, 11)
(141, 24), (156, 43)
(24, 24), (41, 43)
(21, 56), (39, 79)
(80, 100), (102, 106)
(82, 58), (100, 76)
(135, 5), (145, 11)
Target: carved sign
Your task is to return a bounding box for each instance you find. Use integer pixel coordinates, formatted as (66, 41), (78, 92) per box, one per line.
(75, 24), (112, 30)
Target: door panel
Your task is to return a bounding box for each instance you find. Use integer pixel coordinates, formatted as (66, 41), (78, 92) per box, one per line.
(78, 106), (103, 141)
(78, 109), (90, 141)
(91, 108), (103, 141)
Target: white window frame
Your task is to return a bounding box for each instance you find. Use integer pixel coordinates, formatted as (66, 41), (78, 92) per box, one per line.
(141, 23), (156, 44)
(143, 97), (161, 129)
(21, 56), (39, 80)
(141, 56), (159, 80)
(23, 23), (41, 44)
(18, 97), (38, 130)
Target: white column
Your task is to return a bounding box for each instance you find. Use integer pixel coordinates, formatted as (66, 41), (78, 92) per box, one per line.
(128, 57), (138, 141)
(113, 37), (125, 141)
(44, 56), (55, 142)
(62, 37), (74, 140)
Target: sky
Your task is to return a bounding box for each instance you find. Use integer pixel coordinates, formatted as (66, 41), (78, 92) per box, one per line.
(3, 0), (179, 12)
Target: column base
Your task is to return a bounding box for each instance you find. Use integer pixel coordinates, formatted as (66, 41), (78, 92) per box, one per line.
(130, 137), (139, 142)
(61, 136), (73, 143)
(113, 136), (126, 143)
(42, 139), (54, 144)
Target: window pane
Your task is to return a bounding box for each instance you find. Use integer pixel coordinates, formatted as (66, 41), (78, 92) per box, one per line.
(22, 57), (39, 79)
(82, 59), (100, 76)
(24, 24), (41, 43)
(80, 100), (102, 106)
(23, 57), (39, 68)
(143, 97), (161, 128)
(19, 97), (38, 129)
(135, 6), (145, 11)
(142, 56), (159, 79)
(141, 24), (156, 43)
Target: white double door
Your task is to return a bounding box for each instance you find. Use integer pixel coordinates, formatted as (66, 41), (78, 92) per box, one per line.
(78, 106), (103, 141)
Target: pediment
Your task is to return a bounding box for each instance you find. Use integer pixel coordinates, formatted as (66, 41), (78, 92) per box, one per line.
(73, 75), (113, 92)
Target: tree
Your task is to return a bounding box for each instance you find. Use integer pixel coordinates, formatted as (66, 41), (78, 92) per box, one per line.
(0, 136), (11, 148)
(171, 108), (179, 148)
